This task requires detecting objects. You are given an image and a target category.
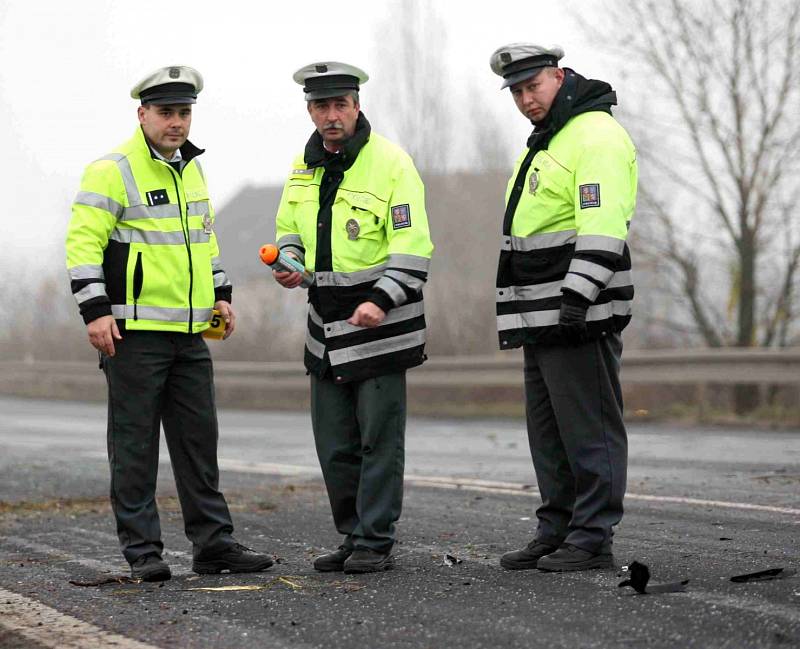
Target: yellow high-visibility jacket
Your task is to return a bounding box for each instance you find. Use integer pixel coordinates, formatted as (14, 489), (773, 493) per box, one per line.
(276, 116), (433, 382)
(66, 128), (231, 333)
(497, 105), (637, 348)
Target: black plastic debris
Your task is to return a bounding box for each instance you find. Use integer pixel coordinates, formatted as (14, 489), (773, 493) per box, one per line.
(69, 576), (139, 587)
(618, 561), (689, 594)
(730, 568), (798, 583)
(443, 554), (463, 567)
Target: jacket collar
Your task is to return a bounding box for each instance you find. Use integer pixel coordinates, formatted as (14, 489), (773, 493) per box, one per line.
(304, 112), (371, 172)
(526, 68), (617, 151)
(133, 126), (205, 164)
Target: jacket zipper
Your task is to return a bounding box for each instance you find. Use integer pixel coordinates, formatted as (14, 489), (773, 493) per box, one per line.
(166, 165), (194, 333)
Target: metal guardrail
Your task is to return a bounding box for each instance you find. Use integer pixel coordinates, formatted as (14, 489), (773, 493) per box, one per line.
(2, 348), (800, 387)
(0, 349), (798, 421)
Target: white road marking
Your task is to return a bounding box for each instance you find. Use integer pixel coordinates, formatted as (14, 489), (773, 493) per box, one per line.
(66, 527), (193, 563)
(684, 590), (800, 624)
(2, 536), (121, 574)
(0, 587), (163, 649)
(216, 459), (800, 518)
(1, 536), (192, 577)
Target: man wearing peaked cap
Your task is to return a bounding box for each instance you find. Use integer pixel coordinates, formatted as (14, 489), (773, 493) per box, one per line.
(272, 61), (434, 574)
(489, 44), (638, 572)
(66, 65), (273, 581)
(130, 65), (204, 104)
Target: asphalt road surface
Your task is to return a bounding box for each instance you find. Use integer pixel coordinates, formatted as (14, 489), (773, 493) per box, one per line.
(1, 395), (799, 649)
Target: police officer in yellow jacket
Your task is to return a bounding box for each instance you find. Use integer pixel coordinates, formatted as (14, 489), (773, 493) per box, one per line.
(273, 62), (433, 574)
(489, 45), (637, 572)
(66, 66), (272, 581)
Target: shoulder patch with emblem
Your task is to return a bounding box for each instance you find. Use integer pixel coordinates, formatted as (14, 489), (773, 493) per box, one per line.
(391, 204), (411, 229)
(579, 183), (601, 209)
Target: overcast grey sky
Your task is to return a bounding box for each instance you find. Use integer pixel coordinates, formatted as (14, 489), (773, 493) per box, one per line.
(1, 0), (619, 276)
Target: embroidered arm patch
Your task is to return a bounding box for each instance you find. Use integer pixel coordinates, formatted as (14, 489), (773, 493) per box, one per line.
(391, 204), (411, 229)
(579, 183), (601, 209)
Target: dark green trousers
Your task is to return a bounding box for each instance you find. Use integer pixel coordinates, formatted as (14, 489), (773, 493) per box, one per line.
(524, 333), (627, 553)
(310, 372), (406, 553)
(102, 331), (235, 564)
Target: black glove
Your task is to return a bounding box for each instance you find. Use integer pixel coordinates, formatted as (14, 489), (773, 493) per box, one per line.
(558, 291), (590, 344)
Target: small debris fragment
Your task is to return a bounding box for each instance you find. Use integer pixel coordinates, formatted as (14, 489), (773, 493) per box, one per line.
(618, 561), (689, 595)
(184, 576), (304, 593)
(186, 585), (269, 592)
(719, 537), (733, 541)
(443, 554), (462, 567)
(730, 568), (798, 583)
(69, 576), (139, 587)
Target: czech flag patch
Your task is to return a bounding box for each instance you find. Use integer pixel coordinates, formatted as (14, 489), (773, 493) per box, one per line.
(391, 204), (412, 229)
(579, 183), (601, 209)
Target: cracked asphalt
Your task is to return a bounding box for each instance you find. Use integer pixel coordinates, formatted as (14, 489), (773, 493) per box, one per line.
(1, 396), (799, 648)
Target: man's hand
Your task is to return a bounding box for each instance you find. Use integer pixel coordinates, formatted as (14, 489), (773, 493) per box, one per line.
(347, 302), (386, 328)
(558, 293), (590, 345)
(273, 252), (304, 289)
(87, 315), (122, 356)
(214, 300), (236, 339)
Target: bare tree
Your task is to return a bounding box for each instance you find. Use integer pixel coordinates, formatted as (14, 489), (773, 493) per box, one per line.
(369, 0), (453, 172)
(591, 0), (800, 410)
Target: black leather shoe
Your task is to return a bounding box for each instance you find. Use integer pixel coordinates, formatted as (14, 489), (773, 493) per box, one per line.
(536, 543), (614, 572)
(343, 548), (394, 574)
(313, 546), (353, 572)
(500, 541), (558, 570)
(130, 553), (171, 582)
(192, 543), (274, 574)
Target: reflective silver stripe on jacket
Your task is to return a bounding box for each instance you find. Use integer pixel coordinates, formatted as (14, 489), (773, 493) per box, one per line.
(385, 270), (425, 291)
(98, 153), (142, 206)
(607, 270), (633, 289)
(496, 280), (563, 303)
(210, 256), (231, 288)
(278, 234), (306, 264)
(567, 259), (614, 285)
(305, 329), (326, 359)
(328, 329), (426, 366)
(193, 158), (206, 183)
(374, 276), (407, 307)
(575, 235), (626, 255)
(73, 191), (123, 218)
(187, 201), (209, 217)
(501, 230), (577, 252)
(497, 300), (633, 331)
(323, 301), (425, 338)
(109, 228), (210, 245)
(120, 203), (181, 221)
(68, 264), (105, 281)
(309, 304), (323, 328)
(497, 271), (633, 304)
(110, 305), (214, 322)
(213, 271), (230, 288)
(74, 282), (108, 303)
(562, 273), (600, 302)
(386, 253), (430, 273)
(315, 265), (386, 287)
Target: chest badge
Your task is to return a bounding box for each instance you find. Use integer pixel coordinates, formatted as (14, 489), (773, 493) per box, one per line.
(528, 169), (539, 195)
(202, 214), (213, 234)
(345, 218), (360, 241)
